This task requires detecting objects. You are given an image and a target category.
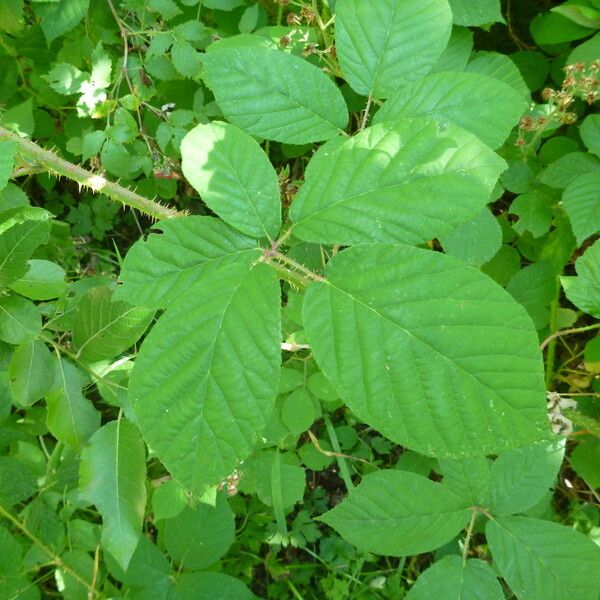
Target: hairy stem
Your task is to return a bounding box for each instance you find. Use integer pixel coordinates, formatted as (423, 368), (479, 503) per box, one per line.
(462, 510), (477, 562)
(0, 127), (182, 221)
(540, 322), (600, 351)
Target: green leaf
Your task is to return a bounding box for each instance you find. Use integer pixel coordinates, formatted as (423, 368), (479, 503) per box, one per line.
(9, 259), (67, 300)
(43, 63), (87, 95)
(486, 516), (600, 600)
(115, 216), (260, 309)
(177, 572), (257, 600)
(0, 207), (52, 289)
(539, 152), (600, 189)
(162, 497), (234, 570)
(46, 358), (100, 451)
(466, 51), (529, 99)
(335, 0), (452, 98)
(438, 456), (491, 506)
(37, 0), (90, 45)
(72, 286), (154, 362)
(281, 389), (316, 436)
(303, 245), (549, 458)
(489, 439), (565, 515)
(552, 4), (600, 28)
(580, 114), (600, 157)
(506, 261), (557, 330)
(171, 39), (203, 78)
(405, 556), (504, 599)
(562, 172), (600, 244)
(0, 141), (17, 192)
(152, 480), (188, 521)
(129, 261), (281, 494)
(181, 122), (281, 239)
(290, 120), (506, 246)
(510, 190), (553, 238)
(570, 438), (600, 488)
(0, 295), (41, 344)
(8, 341), (55, 407)
(0, 456), (37, 506)
(374, 71), (527, 149)
(448, 0), (503, 26)
(202, 46), (349, 143)
(0, 0), (24, 34)
(439, 208), (502, 267)
(431, 26), (473, 73)
(79, 419), (147, 571)
(561, 240), (600, 318)
(319, 470), (470, 556)
(531, 11), (594, 45)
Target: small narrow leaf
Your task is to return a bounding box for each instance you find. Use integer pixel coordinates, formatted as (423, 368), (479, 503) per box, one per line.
(290, 120), (506, 246)
(79, 419), (147, 571)
(486, 516), (600, 600)
(46, 358), (100, 451)
(335, 0), (452, 98)
(72, 286), (155, 362)
(181, 122), (281, 240)
(319, 470), (471, 556)
(129, 262), (281, 494)
(202, 46), (349, 143)
(303, 245), (549, 458)
(406, 556), (504, 599)
(374, 71), (527, 149)
(115, 216), (260, 309)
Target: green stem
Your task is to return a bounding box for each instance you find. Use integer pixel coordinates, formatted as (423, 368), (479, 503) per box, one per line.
(323, 415), (354, 490)
(0, 127), (181, 221)
(271, 448), (288, 538)
(462, 510), (477, 562)
(0, 503), (102, 597)
(544, 284), (561, 389)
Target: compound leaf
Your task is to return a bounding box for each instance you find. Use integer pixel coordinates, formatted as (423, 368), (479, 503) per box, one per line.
(72, 286), (155, 363)
(405, 556), (504, 599)
(303, 245), (549, 458)
(181, 122), (281, 240)
(335, 0), (452, 98)
(438, 456), (491, 506)
(290, 120), (506, 246)
(79, 419), (147, 571)
(115, 216), (260, 309)
(486, 516), (600, 600)
(319, 470), (471, 556)
(374, 71), (527, 149)
(202, 46), (348, 143)
(129, 261), (281, 494)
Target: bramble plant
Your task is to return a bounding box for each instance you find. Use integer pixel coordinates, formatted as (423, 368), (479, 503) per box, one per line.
(1, 0), (600, 598)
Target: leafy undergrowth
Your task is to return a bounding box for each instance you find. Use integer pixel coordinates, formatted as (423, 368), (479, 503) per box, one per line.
(1, 0), (600, 599)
